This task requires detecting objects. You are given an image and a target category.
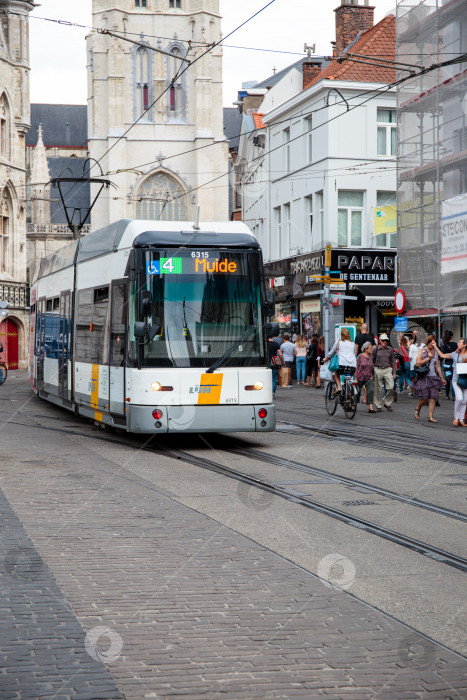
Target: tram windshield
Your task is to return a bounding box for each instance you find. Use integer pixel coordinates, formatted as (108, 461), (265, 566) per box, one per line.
(130, 248), (265, 368)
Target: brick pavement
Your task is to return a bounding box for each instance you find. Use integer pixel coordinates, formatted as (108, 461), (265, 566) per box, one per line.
(1, 375), (466, 698)
(0, 487), (123, 700)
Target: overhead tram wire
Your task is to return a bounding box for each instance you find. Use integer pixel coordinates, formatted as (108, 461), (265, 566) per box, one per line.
(5, 9), (463, 57)
(157, 51), (467, 210)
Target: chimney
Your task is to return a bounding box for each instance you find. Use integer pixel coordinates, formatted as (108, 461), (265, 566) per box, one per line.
(334, 0), (375, 57)
(303, 61), (322, 90)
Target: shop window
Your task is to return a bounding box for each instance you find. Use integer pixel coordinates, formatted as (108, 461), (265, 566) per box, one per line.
(374, 191), (396, 248)
(377, 108), (396, 156)
(338, 191), (364, 246)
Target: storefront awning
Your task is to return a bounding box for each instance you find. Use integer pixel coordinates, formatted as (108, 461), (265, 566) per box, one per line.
(349, 284), (396, 302)
(403, 308), (439, 318)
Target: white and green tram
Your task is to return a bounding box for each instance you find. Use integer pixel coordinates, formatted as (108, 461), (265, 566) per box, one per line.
(29, 219), (276, 433)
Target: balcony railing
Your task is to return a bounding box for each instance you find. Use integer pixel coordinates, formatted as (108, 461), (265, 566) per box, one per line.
(0, 281), (28, 308)
(27, 224), (91, 235)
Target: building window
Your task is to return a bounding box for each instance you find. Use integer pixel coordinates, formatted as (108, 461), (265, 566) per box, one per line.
(167, 46), (185, 119)
(283, 128), (290, 173)
(305, 117), (312, 163)
(135, 171), (189, 221)
(316, 191), (324, 247)
(169, 0), (181, 6)
(135, 0), (147, 7)
(0, 189), (11, 273)
(274, 206), (281, 258)
(281, 203), (290, 257)
(338, 191), (364, 246)
(305, 195), (313, 246)
(135, 45), (153, 119)
(377, 108), (396, 156)
(0, 93), (10, 160)
(374, 191), (396, 248)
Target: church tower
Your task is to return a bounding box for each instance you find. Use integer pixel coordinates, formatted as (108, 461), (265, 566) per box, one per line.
(87, 0), (228, 228)
(0, 0), (35, 370)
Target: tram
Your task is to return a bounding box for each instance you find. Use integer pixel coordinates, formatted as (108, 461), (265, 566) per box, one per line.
(29, 219), (277, 433)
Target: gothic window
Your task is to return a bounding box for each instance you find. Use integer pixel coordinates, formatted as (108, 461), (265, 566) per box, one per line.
(135, 45), (153, 119)
(167, 46), (185, 120)
(0, 189), (12, 274)
(0, 94), (10, 160)
(135, 171), (189, 221)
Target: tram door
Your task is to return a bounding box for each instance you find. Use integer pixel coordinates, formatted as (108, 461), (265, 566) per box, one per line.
(36, 297), (46, 391)
(109, 281), (127, 419)
(58, 291), (71, 403)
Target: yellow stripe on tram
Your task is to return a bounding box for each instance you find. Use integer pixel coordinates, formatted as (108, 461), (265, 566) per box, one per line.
(91, 363), (102, 421)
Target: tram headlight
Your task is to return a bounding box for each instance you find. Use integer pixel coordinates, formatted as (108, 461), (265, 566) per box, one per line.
(245, 381), (264, 391)
(151, 382), (162, 392)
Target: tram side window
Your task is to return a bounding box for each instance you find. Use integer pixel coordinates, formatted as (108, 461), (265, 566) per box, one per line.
(75, 287), (110, 364)
(75, 290), (93, 362)
(110, 283), (127, 366)
(92, 287), (110, 364)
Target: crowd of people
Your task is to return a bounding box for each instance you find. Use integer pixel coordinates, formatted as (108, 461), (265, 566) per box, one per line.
(267, 325), (467, 426)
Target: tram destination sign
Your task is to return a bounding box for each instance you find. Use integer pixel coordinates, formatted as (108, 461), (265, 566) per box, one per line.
(146, 251), (242, 276)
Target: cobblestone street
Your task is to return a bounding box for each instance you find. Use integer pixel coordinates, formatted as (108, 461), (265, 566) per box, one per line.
(1, 374), (466, 699)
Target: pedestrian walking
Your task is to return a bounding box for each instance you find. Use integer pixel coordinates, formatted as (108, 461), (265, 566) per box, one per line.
(408, 331), (425, 397)
(413, 334), (446, 423)
(372, 333), (396, 411)
(441, 330), (457, 400)
(281, 334), (296, 387)
(356, 341), (375, 412)
(324, 328), (356, 393)
(268, 333), (284, 399)
(294, 335), (307, 384)
(398, 335), (411, 392)
(355, 323), (376, 355)
(436, 337), (467, 426)
(305, 334), (318, 387)
(316, 336), (326, 386)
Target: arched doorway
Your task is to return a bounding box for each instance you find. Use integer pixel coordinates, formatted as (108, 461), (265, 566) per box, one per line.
(0, 318), (19, 369)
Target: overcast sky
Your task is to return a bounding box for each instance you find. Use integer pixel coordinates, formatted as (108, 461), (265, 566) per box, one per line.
(30, 0), (397, 106)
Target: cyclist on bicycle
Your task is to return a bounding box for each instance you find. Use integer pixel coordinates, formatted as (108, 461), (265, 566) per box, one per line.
(322, 328), (356, 394)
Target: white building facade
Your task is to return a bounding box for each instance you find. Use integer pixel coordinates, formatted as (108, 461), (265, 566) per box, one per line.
(238, 4), (398, 340)
(87, 0), (229, 229)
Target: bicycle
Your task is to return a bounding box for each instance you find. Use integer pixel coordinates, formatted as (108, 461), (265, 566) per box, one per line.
(325, 366), (359, 419)
(0, 360), (7, 384)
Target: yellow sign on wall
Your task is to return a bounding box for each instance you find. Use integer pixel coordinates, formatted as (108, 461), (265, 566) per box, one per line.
(374, 205), (396, 235)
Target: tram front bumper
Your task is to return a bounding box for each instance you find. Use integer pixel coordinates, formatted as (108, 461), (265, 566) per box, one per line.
(127, 403), (276, 434)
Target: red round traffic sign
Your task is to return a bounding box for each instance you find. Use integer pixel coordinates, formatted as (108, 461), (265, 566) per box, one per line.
(394, 289), (406, 314)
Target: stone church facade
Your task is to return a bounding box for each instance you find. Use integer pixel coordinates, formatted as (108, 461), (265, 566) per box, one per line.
(87, 0), (229, 228)
(0, 0), (34, 370)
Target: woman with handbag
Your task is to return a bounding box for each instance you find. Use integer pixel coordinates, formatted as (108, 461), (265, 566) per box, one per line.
(436, 337), (467, 426)
(323, 328), (356, 394)
(413, 335), (446, 423)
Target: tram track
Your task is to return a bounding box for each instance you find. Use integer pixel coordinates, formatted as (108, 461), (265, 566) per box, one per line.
(155, 444), (467, 574)
(6, 392), (467, 574)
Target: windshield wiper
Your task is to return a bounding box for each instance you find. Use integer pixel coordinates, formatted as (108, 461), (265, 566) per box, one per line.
(205, 325), (257, 374)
